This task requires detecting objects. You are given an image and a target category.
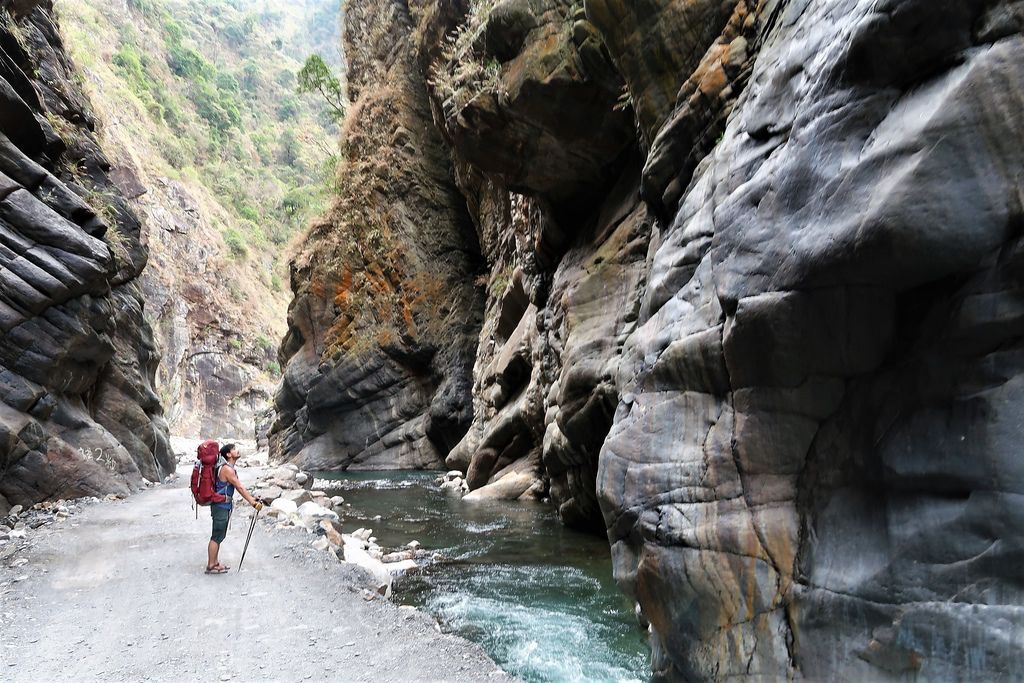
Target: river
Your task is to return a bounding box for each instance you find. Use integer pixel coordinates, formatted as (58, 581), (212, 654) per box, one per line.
(314, 471), (650, 683)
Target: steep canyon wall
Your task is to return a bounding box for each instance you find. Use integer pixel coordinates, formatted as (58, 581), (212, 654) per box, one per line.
(0, 0), (173, 511)
(278, 0), (1024, 679)
(271, 0), (483, 471)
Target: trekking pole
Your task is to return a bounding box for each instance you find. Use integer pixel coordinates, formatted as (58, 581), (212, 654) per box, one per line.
(237, 506), (260, 572)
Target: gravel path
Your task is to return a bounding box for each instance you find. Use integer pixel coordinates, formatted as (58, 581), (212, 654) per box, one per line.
(0, 468), (513, 682)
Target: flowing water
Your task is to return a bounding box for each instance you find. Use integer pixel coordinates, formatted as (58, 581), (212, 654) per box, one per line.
(314, 471), (650, 683)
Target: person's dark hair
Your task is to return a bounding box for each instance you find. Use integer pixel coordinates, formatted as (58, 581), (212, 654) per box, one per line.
(220, 443), (236, 458)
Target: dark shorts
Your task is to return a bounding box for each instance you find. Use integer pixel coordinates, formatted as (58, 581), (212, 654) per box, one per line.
(211, 505), (231, 543)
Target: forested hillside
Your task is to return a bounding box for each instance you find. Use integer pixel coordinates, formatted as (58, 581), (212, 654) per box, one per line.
(55, 0), (342, 436)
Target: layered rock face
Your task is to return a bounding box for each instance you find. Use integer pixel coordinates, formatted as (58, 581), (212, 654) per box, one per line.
(0, 0), (172, 512)
(284, 0), (1024, 678)
(597, 0), (1024, 679)
(271, 0), (483, 471)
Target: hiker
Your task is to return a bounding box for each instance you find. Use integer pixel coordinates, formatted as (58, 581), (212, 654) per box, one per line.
(207, 443), (263, 574)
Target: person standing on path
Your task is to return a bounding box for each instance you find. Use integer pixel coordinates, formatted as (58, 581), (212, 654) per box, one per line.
(207, 443), (262, 574)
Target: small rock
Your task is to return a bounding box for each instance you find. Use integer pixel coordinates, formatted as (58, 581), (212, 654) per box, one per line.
(381, 550), (414, 563)
(311, 537), (330, 551)
(330, 495), (345, 507)
(295, 472), (308, 485)
(406, 540), (421, 549)
(383, 559), (419, 576)
(10, 558), (27, 568)
(319, 520), (343, 546)
(8, 505), (22, 517)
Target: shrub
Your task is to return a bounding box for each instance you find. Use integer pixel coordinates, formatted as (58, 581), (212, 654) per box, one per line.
(238, 204), (259, 222)
(112, 44), (150, 93)
(276, 96), (299, 121)
(166, 41), (213, 80)
(240, 60), (260, 93)
(223, 227), (248, 258)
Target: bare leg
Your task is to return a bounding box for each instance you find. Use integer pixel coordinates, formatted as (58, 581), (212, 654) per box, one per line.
(208, 539), (219, 569)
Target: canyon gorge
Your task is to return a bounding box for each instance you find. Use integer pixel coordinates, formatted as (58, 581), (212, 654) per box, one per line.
(1, 0), (1023, 680)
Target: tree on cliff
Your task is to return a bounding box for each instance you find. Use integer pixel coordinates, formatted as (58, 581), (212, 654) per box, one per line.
(296, 54), (345, 122)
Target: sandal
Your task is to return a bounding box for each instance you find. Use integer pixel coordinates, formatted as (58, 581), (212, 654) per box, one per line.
(205, 565), (229, 574)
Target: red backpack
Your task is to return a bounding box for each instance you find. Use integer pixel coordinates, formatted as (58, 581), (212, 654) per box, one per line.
(190, 440), (226, 509)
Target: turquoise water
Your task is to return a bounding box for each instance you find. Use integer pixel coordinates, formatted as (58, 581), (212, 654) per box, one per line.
(314, 471), (650, 683)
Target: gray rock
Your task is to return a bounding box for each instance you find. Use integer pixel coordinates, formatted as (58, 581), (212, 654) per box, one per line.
(0, 10), (171, 510)
(252, 486), (283, 503)
(592, 0), (1024, 679)
(272, 1), (1024, 680)
(280, 489), (312, 506)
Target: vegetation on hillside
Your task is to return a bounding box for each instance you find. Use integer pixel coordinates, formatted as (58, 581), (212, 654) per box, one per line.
(56, 0), (342, 292)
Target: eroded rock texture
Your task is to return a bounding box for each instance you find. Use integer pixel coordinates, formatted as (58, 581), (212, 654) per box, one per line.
(0, 0), (172, 511)
(599, 0), (1024, 679)
(271, 0), (483, 471)
(284, 0), (1024, 677)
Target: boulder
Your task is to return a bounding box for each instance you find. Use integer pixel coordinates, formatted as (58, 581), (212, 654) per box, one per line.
(296, 501), (339, 524)
(270, 467), (296, 482)
(463, 472), (536, 501)
(252, 486), (283, 503)
(270, 498), (298, 516)
(280, 489), (313, 506)
(342, 543), (392, 598)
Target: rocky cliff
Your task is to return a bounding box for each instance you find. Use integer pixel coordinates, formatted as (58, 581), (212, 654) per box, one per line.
(271, 0), (483, 471)
(52, 0), (347, 441)
(0, 0), (173, 512)
(280, 0), (1024, 678)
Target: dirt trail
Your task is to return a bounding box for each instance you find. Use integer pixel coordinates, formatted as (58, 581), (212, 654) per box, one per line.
(0, 470), (512, 682)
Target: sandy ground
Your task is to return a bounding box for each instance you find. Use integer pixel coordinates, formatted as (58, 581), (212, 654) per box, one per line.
(0, 466), (513, 682)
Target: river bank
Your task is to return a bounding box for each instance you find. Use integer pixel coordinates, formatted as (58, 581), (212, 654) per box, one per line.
(0, 464), (513, 682)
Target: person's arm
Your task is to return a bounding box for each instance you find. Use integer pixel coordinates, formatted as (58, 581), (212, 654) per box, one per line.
(222, 467), (263, 509)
